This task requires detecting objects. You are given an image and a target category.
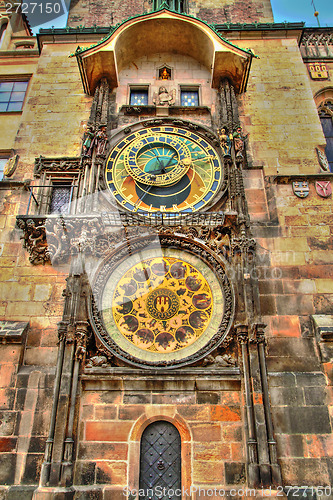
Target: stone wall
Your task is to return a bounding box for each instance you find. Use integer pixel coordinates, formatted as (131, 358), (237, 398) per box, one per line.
(75, 371), (244, 496)
(67, 0), (274, 28)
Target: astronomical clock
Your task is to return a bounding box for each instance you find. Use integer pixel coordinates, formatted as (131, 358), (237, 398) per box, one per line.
(86, 121), (234, 369)
(105, 124), (224, 213)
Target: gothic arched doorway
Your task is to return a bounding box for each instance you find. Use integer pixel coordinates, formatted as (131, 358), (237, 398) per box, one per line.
(139, 421), (181, 498)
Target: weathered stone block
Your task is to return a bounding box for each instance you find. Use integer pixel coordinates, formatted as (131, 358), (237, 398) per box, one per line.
(273, 407), (331, 434)
(22, 453), (43, 484)
(178, 405), (210, 421)
(210, 406), (241, 422)
(194, 442), (231, 461)
(196, 392), (220, 404)
(276, 434), (304, 458)
(94, 405), (117, 421)
(122, 393), (151, 405)
(193, 460), (224, 484)
(95, 461), (127, 485)
(221, 423), (243, 442)
(0, 454), (16, 484)
(191, 423), (221, 442)
(279, 458), (330, 485)
(270, 387), (305, 406)
(74, 461), (96, 486)
(78, 442), (128, 461)
(224, 462), (246, 485)
(85, 421), (132, 442)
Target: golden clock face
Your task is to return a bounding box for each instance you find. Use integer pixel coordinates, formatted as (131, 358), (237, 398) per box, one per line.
(110, 256), (214, 354)
(106, 125), (223, 213)
(90, 239), (234, 369)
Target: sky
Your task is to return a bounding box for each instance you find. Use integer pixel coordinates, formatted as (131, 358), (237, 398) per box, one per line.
(30, 0), (333, 34)
(271, 0), (333, 27)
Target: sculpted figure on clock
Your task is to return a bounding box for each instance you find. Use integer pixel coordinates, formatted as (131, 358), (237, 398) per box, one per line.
(218, 127), (232, 157)
(95, 125), (108, 156)
(82, 125), (95, 157)
(233, 126), (247, 161)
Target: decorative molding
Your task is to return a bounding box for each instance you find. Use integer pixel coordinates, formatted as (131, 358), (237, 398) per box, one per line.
(316, 147), (330, 172)
(16, 212), (246, 265)
(311, 315), (333, 343)
(34, 156), (81, 178)
(0, 321), (29, 344)
(16, 217), (50, 265)
(3, 154), (19, 178)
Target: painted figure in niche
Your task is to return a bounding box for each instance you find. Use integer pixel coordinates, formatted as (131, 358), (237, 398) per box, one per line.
(233, 126), (246, 160)
(82, 125), (95, 157)
(95, 125), (108, 156)
(218, 127), (232, 157)
(159, 67), (171, 80)
(153, 87), (176, 106)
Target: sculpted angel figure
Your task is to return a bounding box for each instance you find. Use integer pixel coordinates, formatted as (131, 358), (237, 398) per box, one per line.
(153, 87), (176, 107)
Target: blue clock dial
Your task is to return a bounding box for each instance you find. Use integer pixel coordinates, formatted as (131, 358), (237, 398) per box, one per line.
(106, 126), (223, 213)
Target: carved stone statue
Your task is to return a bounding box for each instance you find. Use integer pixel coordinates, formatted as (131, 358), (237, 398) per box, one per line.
(218, 127), (232, 157)
(85, 355), (108, 368)
(82, 126), (95, 157)
(202, 353), (236, 367)
(94, 125), (108, 156)
(153, 87), (176, 107)
(233, 126), (246, 160)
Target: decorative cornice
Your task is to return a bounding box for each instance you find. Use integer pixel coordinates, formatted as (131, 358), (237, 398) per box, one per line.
(16, 212), (239, 265)
(34, 156), (81, 178)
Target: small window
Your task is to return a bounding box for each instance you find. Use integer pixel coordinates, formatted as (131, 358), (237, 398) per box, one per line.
(0, 22), (8, 49)
(130, 88), (148, 106)
(50, 181), (73, 214)
(158, 66), (172, 80)
(0, 158), (8, 181)
(0, 80), (29, 112)
(319, 101), (333, 172)
(181, 89), (199, 107)
(153, 0), (186, 13)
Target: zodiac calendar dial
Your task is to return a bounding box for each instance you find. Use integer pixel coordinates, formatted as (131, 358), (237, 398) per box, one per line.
(89, 244), (235, 369)
(106, 126), (223, 213)
(111, 256), (214, 354)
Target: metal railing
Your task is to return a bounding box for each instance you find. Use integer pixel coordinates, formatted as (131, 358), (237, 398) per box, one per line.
(101, 211), (225, 227)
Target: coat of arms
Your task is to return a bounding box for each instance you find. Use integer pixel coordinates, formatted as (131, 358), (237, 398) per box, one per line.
(307, 62), (329, 80)
(3, 154), (19, 178)
(315, 181), (332, 198)
(292, 181), (309, 198)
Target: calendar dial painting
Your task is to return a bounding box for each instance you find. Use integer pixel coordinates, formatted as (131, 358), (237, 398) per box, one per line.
(106, 126), (223, 213)
(111, 256), (213, 354)
(92, 246), (232, 368)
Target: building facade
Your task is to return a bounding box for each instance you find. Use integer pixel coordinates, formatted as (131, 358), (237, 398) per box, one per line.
(0, 0), (333, 498)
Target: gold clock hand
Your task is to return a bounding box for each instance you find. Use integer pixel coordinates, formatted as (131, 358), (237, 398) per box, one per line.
(164, 153), (177, 169)
(134, 184), (154, 207)
(191, 155), (215, 162)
